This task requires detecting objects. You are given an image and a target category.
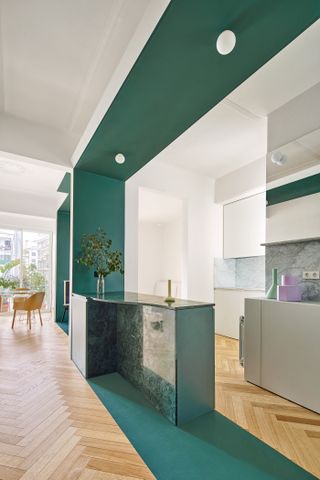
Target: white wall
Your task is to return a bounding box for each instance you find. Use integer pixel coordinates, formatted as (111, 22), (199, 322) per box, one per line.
(0, 187), (59, 218)
(268, 82), (320, 152)
(223, 193), (266, 258)
(214, 157), (266, 204)
(138, 222), (164, 295)
(125, 161), (215, 302)
(0, 211), (55, 232)
(138, 219), (183, 296)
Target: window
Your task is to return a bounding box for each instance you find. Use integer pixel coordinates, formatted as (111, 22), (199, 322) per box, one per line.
(0, 228), (52, 313)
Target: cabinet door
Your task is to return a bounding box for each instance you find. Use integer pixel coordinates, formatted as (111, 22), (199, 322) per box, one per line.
(214, 290), (242, 338)
(261, 301), (320, 413)
(71, 295), (87, 377)
(215, 290), (262, 339)
(224, 193), (265, 258)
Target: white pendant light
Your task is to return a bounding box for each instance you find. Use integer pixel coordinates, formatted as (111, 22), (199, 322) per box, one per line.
(115, 153), (125, 164)
(216, 30), (236, 55)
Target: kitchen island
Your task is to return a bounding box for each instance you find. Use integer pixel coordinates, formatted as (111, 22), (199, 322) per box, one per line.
(71, 292), (214, 425)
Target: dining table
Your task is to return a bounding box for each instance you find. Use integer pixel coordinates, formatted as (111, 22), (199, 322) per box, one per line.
(0, 290), (35, 313)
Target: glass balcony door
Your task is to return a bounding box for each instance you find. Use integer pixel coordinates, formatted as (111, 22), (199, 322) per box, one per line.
(0, 227), (52, 314)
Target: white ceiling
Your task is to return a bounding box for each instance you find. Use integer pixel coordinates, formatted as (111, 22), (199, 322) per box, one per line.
(139, 188), (183, 224)
(156, 19), (320, 180)
(0, 0), (168, 217)
(155, 100), (267, 179)
(0, 0), (150, 137)
(228, 20), (320, 117)
(0, 5), (319, 217)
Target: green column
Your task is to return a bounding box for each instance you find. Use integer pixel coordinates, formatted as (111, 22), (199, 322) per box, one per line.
(56, 210), (70, 322)
(72, 169), (125, 294)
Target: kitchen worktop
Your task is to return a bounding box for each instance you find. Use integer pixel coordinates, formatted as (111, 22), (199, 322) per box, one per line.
(256, 297), (320, 306)
(214, 287), (265, 292)
(74, 291), (215, 310)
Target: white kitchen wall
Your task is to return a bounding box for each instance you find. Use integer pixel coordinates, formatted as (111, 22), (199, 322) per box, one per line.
(215, 157), (266, 204)
(223, 192), (266, 258)
(125, 160), (215, 302)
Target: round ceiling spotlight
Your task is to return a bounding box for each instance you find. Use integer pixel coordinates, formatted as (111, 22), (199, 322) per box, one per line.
(271, 151), (287, 166)
(216, 30), (236, 55)
(115, 153), (125, 164)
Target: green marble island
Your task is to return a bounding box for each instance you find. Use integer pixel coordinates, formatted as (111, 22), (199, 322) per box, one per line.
(71, 291), (214, 425)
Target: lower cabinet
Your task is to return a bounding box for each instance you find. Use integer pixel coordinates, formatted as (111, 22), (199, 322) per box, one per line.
(214, 288), (263, 339)
(244, 298), (320, 414)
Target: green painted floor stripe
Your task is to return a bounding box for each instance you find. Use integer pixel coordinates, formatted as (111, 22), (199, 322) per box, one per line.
(56, 321), (69, 335)
(88, 373), (316, 480)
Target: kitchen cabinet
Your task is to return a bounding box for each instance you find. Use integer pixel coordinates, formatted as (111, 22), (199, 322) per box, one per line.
(244, 298), (320, 413)
(223, 193), (265, 258)
(214, 288), (263, 339)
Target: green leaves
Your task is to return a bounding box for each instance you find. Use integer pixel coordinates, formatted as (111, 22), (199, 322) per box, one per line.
(0, 259), (20, 289)
(76, 228), (124, 277)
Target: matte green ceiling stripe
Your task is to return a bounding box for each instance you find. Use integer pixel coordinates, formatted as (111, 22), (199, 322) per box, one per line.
(76, 0), (320, 180)
(267, 173), (320, 206)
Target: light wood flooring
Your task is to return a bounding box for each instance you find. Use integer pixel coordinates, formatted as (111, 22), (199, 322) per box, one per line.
(215, 334), (320, 479)
(0, 314), (154, 480)
(2, 314), (320, 479)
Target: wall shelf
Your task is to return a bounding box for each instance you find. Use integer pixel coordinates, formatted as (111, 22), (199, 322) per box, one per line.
(261, 236), (320, 247)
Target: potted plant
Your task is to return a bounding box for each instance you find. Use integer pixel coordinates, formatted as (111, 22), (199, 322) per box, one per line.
(76, 228), (124, 295)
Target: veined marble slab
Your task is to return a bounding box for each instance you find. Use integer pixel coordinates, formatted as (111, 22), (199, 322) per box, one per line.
(266, 240), (320, 301)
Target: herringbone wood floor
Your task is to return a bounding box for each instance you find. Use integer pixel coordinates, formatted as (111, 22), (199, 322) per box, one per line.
(0, 314), (154, 480)
(215, 334), (320, 479)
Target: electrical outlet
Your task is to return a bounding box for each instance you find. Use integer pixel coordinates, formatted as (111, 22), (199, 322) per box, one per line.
(303, 271), (320, 280)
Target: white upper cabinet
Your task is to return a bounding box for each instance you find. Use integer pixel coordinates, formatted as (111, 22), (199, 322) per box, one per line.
(223, 193), (266, 258)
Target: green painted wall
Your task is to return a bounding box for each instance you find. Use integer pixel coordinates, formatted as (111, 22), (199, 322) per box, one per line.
(72, 169), (125, 294)
(267, 173), (320, 206)
(76, 0), (320, 180)
(56, 210), (70, 322)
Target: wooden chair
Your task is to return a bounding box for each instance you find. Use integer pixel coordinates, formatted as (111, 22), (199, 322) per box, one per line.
(12, 292), (45, 330)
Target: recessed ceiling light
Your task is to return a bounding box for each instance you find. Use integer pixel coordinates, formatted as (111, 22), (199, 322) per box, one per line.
(115, 153), (125, 164)
(216, 30), (236, 55)
(271, 151), (287, 166)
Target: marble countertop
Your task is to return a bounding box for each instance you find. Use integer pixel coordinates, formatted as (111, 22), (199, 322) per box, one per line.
(214, 287), (265, 292)
(257, 297), (320, 306)
(73, 291), (215, 310)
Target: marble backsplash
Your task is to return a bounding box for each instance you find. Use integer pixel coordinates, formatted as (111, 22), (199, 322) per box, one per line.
(266, 240), (320, 301)
(214, 256), (265, 289)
